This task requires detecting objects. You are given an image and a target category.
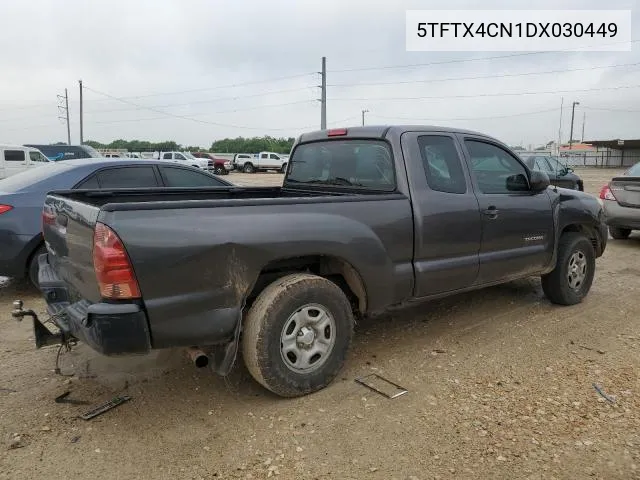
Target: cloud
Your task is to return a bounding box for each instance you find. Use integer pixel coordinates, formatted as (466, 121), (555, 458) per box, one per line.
(0, 0), (639, 147)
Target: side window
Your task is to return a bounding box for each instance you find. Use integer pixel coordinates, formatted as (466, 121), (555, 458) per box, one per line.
(162, 153), (172, 159)
(29, 151), (48, 163)
(270, 154), (279, 160)
(175, 153), (186, 161)
(76, 175), (100, 189)
(261, 153), (268, 159)
(417, 136), (467, 194)
(4, 150), (26, 161)
(161, 166), (226, 187)
(96, 167), (159, 188)
(465, 140), (528, 194)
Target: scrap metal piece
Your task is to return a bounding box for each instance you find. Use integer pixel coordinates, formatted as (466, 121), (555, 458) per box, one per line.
(355, 373), (408, 399)
(80, 395), (131, 420)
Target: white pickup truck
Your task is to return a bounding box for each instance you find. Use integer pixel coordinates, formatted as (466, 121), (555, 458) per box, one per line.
(160, 151), (210, 170)
(236, 151), (288, 173)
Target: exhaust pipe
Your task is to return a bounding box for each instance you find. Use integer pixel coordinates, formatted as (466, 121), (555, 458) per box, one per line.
(186, 347), (209, 368)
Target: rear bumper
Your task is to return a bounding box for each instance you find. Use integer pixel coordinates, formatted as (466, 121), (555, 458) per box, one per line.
(38, 254), (151, 355)
(603, 200), (640, 230)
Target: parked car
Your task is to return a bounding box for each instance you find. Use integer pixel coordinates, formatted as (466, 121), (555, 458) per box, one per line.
(25, 144), (101, 161)
(192, 152), (232, 175)
(232, 153), (254, 171)
(522, 154), (584, 191)
(0, 159), (232, 287)
(237, 151), (287, 173)
(30, 125), (607, 398)
(599, 161), (640, 239)
(159, 151), (210, 170)
(0, 145), (50, 179)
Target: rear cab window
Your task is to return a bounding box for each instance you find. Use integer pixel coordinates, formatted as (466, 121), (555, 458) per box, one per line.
(285, 139), (395, 192)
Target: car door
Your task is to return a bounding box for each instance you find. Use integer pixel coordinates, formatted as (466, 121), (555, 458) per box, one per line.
(401, 132), (482, 296)
(259, 153), (269, 169)
(269, 153), (281, 169)
(3, 149), (28, 178)
(460, 137), (554, 285)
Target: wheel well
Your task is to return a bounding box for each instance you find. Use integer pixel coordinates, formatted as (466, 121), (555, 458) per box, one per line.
(561, 224), (600, 254)
(247, 256), (367, 314)
(25, 240), (45, 276)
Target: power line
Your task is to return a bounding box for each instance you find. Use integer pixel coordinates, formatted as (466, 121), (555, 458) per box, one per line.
(369, 108), (559, 122)
(328, 83), (640, 102)
(582, 106), (640, 113)
(329, 39), (640, 74)
(328, 62), (640, 88)
(83, 86), (316, 114)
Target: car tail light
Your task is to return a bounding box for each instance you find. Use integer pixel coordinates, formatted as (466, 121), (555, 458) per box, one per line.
(327, 128), (347, 136)
(599, 185), (617, 201)
(93, 222), (141, 299)
(0, 204), (13, 215)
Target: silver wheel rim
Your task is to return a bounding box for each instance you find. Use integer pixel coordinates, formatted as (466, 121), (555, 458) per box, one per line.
(567, 250), (588, 290)
(280, 304), (336, 373)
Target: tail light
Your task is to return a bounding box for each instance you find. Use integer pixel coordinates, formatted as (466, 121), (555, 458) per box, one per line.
(93, 222), (141, 299)
(599, 185), (617, 201)
(0, 204), (13, 215)
(327, 128), (347, 136)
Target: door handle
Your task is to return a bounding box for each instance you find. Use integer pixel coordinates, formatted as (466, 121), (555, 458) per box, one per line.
(482, 206), (499, 218)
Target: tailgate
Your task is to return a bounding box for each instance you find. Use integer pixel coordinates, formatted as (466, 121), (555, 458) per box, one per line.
(610, 176), (640, 208)
(42, 194), (102, 303)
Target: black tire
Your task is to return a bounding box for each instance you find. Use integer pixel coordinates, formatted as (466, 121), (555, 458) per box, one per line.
(541, 233), (595, 306)
(242, 273), (354, 397)
(280, 163), (287, 174)
(214, 166), (223, 175)
(28, 245), (46, 289)
(609, 226), (631, 240)
(243, 163), (255, 173)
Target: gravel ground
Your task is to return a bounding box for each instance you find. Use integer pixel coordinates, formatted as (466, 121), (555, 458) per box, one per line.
(1, 168), (639, 480)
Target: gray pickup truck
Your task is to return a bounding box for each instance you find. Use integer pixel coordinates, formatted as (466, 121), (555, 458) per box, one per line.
(26, 125), (607, 398)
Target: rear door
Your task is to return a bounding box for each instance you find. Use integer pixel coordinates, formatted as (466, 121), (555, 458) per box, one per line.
(460, 136), (554, 284)
(610, 176), (640, 208)
(402, 132), (482, 296)
(3, 149), (28, 178)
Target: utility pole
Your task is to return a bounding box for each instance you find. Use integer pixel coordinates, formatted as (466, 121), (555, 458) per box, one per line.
(581, 112), (586, 142)
(320, 57), (327, 130)
(568, 101), (580, 150)
(57, 88), (71, 145)
(361, 109), (369, 126)
(79, 79), (84, 144)
(557, 97), (563, 154)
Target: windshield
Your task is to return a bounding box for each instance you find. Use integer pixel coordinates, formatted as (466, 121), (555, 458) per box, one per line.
(0, 162), (73, 193)
(285, 140), (395, 191)
(625, 162), (640, 176)
(183, 152), (197, 160)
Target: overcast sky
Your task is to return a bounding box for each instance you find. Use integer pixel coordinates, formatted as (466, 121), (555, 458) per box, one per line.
(1, 0), (639, 148)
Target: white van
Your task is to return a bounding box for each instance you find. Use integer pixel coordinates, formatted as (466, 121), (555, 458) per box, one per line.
(0, 145), (50, 180)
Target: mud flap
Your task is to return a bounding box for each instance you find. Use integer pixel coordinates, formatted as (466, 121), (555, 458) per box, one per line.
(210, 310), (243, 376)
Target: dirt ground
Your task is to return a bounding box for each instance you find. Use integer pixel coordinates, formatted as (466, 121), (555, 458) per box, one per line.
(1, 168), (639, 480)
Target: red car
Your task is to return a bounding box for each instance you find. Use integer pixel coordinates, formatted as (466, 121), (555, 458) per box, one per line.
(192, 152), (232, 175)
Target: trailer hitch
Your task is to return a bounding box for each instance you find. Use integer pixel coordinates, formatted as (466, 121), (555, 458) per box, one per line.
(11, 299), (65, 349)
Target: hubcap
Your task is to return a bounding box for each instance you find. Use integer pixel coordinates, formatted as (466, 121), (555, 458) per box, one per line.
(280, 304), (336, 373)
(567, 250), (588, 290)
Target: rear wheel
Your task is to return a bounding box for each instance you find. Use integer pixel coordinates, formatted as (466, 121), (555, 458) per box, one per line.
(28, 245), (46, 289)
(609, 226), (631, 240)
(243, 163), (255, 173)
(242, 273), (354, 397)
(541, 233), (595, 305)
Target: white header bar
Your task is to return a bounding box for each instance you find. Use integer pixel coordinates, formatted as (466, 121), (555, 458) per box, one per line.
(406, 10), (632, 51)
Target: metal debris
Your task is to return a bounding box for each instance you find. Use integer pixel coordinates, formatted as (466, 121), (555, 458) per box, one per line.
(355, 373), (408, 399)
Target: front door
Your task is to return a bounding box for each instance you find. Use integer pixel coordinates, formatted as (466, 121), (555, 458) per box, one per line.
(460, 137), (554, 285)
(402, 132), (482, 297)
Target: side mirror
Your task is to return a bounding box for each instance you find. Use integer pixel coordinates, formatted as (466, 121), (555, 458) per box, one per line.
(506, 173), (530, 192)
(529, 170), (550, 192)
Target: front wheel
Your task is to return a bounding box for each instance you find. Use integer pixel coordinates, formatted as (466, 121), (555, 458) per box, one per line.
(214, 166), (223, 175)
(280, 163), (287, 174)
(609, 226), (631, 240)
(541, 233), (595, 305)
(242, 273), (354, 397)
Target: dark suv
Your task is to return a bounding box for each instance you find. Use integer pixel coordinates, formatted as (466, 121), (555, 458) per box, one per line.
(522, 155), (584, 191)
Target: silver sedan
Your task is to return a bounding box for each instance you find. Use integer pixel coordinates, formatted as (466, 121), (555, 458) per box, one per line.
(600, 162), (640, 239)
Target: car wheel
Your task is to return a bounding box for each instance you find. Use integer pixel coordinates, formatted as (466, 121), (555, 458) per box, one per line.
(609, 226), (631, 240)
(28, 245), (46, 289)
(214, 166), (223, 175)
(242, 273), (354, 398)
(541, 232), (595, 306)
(280, 163), (287, 174)
(243, 163), (255, 174)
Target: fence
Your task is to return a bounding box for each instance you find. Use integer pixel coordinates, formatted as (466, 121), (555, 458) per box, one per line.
(559, 151), (640, 168)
